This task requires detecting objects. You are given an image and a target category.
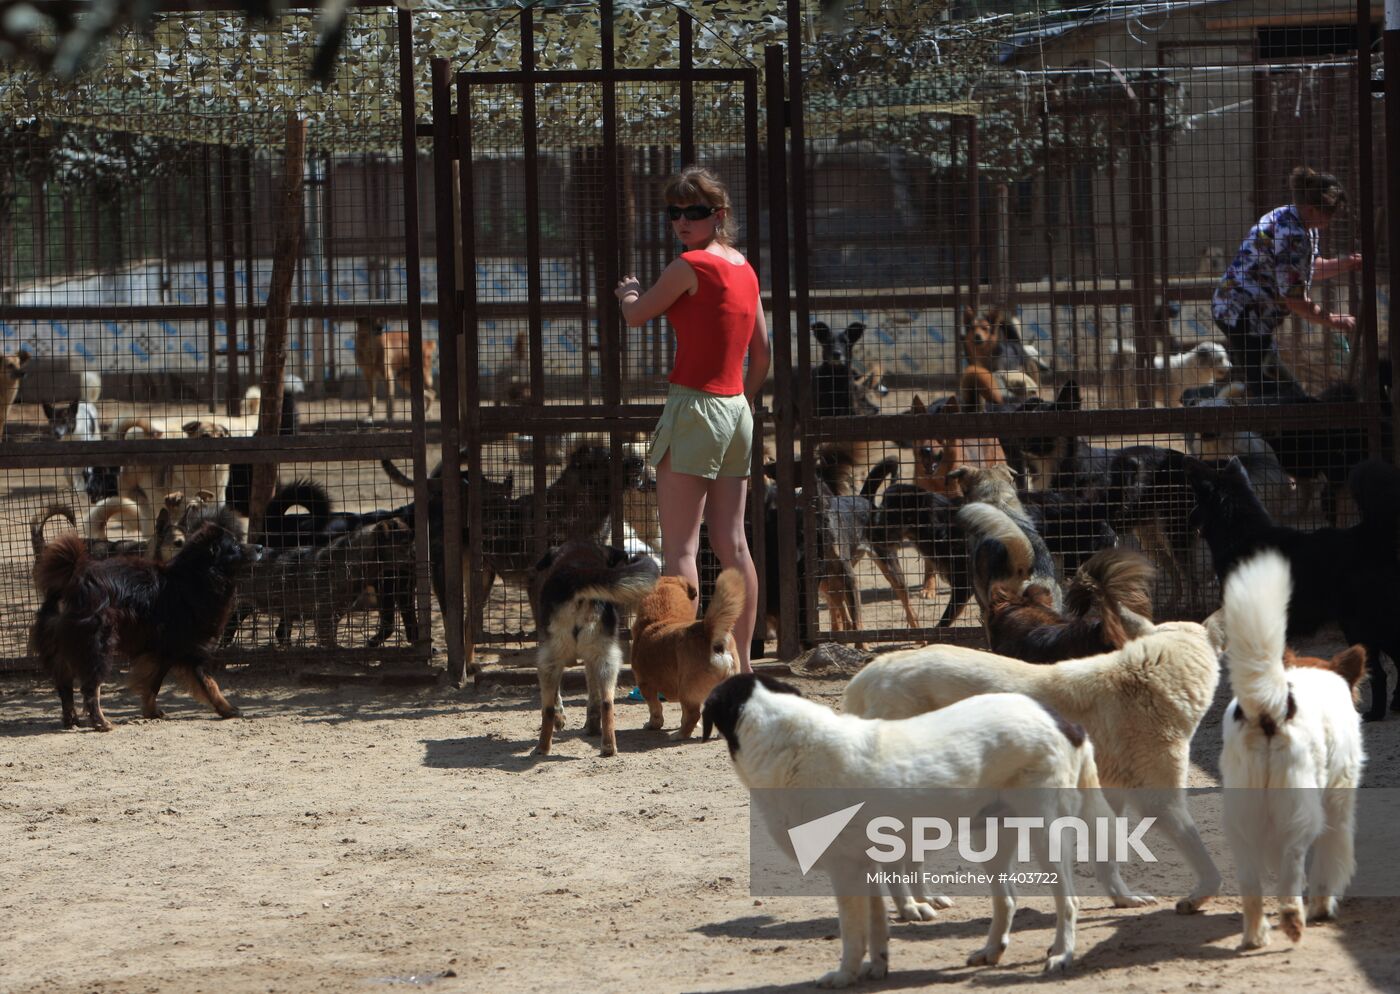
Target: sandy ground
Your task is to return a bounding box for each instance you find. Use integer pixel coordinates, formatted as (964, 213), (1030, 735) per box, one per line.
(4, 623), (1400, 994)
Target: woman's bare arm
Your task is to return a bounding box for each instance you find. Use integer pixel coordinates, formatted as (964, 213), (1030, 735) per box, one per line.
(616, 258), (697, 327)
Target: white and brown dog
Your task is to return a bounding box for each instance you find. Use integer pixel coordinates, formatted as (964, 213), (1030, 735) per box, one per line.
(1217, 550), (1366, 949)
(528, 540), (660, 757)
(704, 674), (1107, 981)
(845, 622), (1222, 918)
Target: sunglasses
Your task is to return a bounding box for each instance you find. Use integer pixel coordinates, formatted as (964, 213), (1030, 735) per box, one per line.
(666, 204), (719, 222)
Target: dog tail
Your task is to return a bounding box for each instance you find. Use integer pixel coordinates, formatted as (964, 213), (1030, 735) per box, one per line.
(34, 533), (88, 597)
(859, 456), (901, 501)
(88, 497), (140, 540)
(1063, 547), (1156, 649)
(243, 384), (262, 418)
(113, 417), (158, 440)
(264, 479), (333, 529)
(381, 458), (415, 489)
(956, 501), (1032, 583)
(30, 504), (76, 557)
(80, 370), (102, 404)
(1220, 550), (1293, 724)
(703, 568), (746, 652)
(570, 554), (663, 609)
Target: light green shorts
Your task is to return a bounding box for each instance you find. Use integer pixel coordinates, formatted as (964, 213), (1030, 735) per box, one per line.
(648, 384), (753, 479)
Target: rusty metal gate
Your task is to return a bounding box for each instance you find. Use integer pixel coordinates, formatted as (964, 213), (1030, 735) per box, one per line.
(425, 6), (790, 681)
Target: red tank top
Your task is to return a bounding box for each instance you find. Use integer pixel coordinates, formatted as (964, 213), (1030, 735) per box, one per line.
(666, 249), (759, 395)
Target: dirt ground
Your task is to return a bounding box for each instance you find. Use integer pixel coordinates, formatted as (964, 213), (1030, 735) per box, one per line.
(3, 623), (1400, 994)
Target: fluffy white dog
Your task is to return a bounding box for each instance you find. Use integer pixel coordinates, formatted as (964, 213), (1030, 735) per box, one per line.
(1218, 550), (1366, 949)
(1107, 339), (1232, 407)
(703, 674), (1109, 983)
(844, 623), (1221, 917)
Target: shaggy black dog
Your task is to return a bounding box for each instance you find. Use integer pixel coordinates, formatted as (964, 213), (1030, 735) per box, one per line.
(1187, 456), (1400, 720)
(30, 521), (261, 731)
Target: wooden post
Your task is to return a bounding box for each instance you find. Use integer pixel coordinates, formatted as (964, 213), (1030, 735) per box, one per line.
(248, 117), (308, 537)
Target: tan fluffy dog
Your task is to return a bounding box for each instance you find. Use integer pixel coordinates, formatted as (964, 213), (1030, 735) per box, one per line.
(0, 348), (32, 435)
(630, 569), (744, 738)
(354, 318), (437, 422)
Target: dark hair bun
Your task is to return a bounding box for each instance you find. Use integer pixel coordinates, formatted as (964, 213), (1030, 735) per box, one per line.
(1290, 166), (1346, 212)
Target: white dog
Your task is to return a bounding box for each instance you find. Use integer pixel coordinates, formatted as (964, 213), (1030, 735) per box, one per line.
(1217, 550), (1366, 949)
(844, 623), (1222, 918)
(1107, 340), (1232, 407)
(704, 674), (1108, 982)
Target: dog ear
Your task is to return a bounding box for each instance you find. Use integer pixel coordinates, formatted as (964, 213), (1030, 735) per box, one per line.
(1055, 380), (1081, 410)
(811, 321), (832, 344)
(532, 546), (560, 575)
(685, 580), (699, 600)
(1182, 455), (1213, 489)
(1224, 456), (1250, 484)
(909, 394), (926, 414)
(962, 304), (977, 328)
(946, 466), (971, 482)
(41, 401), (54, 417)
(196, 489), (215, 502)
(182, 420), (204, 436)
(845, 321), (865, 344)
(17, 349), (31, 364)
(987, 581), (1019, 609)
(1331, 645), (1369, 691)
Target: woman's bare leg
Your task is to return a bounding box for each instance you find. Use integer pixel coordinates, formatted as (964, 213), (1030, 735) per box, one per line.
(655, 452), (708, 599)
(704, 475), (757, 673)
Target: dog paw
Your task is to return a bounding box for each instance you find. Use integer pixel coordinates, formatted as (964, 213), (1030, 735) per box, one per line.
(1239, 925), (1271, 950)
(896, 900), (938, 922)
(858, 956), (888, 980)
(1279, 908), (1304, 942)
(599, 743), (617, 758)
(1043, 951), (1074, 973)
(94, 721), (115, 733)
(643, 719), (665, 731)
(966, 940), (1007, 967)
(929, 894), (954, 910)
(1114, 893), (1157, 909)
(219, 708), (241, 720)
(814, 969), (857, 989)
(553, 712), (566, 731)
(1174, 895), (1208, 915)
(1307, 896), (1337, 922)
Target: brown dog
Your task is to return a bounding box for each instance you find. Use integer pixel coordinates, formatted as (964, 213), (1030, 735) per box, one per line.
(630, 569), (744, 738)
(960, 306), (1038, 410)
(0, 348), (31, 436)
(908, 394), (1006, 498)
(354, 318), (437, 422)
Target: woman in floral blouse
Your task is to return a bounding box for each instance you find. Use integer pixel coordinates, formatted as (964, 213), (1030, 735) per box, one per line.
(1212, 166), (1362, 401)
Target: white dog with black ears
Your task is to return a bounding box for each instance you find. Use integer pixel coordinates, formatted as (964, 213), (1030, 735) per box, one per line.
(1218, 550), (1366, 949)
(703, 673), (1108, 984)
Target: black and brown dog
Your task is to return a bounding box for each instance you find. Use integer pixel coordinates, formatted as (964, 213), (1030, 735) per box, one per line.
(30, 520), (262, 731)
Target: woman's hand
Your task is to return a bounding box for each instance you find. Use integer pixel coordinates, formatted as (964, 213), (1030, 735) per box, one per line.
(1343, 252), (1363, 272)
(1329, 313), (1356, 333)
(614, 276), (642, 301)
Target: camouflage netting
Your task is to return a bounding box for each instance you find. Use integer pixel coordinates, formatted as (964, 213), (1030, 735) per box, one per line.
(0, 2), (1189, 184)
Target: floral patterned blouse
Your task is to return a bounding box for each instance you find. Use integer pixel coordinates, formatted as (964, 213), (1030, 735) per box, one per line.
(1212, 204), (1319, 330)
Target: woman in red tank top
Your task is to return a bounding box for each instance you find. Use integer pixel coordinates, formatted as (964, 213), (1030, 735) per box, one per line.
(615, 166), (770, 673)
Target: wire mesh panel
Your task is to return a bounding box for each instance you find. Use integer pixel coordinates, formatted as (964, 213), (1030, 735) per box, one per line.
(435, 3), (766, 654)
(789, 0), (1390, 649)
(0, 8), (435, 672)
